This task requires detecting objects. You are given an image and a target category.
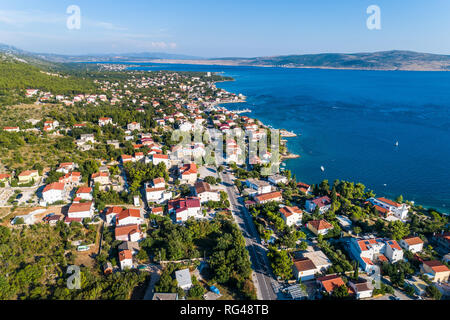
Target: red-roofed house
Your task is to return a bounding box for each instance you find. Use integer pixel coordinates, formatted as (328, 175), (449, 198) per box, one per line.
(316, 275), (349, 294)
(279, 206), (303, 227)
(76, 187), (93, 201)
(305, 196), (332, 214)
(116, 208), (144, 226)
(115, 224), (143, 242)
(67, 201), (94, 219)
(168, 197), (202, 223)
(254, 191), (283, 205)
(119, 249), (133, 270)
(105, 206), (123, 224)
(179, 163), (198, 184)
(368, 197), (410, 220)
(98, 117), (113, 127)
(399, 236), (424, 253)
(42, 182), (65, 204)
(420, 260), (450, 283)
(307, 219), (333, 236)
(152, 154), (170, 167)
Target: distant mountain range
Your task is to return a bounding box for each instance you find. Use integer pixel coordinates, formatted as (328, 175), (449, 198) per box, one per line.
(1, 43), (450, 71)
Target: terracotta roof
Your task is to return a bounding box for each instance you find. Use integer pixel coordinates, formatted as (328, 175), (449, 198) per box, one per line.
(153, 154), (169, 159)
(76, 187), (92, 194)
(195, 181), (212, 194)
(152, 207), (164, 214)
(402, 236), (424, 246)
(0, 173), (11, 180)
(117, 209), (141, 221)
(43, 182), (65, 192)
(293, 257), (316, 272)
(386, 240), (402, 250)
(423, 260), (450, 273)
(181, 163), (197, 175)
(279, 206), (302, 218)
(255, 191), (282, 202)
(68, 202), (93, 213)
(317, 275), (346, 293)
(297, 182), (310, 189)
(308, 219), (333, 231)
(115, 224), (141, 238)
(118, 249), (132, 261)
(105, 206), (123, 216)
(146, 187), (166, 193)
(153, 177), (165, 185)
(311, 196), (331, 207)
(91, 172), (109, 178)
(377, 197), (401, 208)
(18, 170), (38, 177)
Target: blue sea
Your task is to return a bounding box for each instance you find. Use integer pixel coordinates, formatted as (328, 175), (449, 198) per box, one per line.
(128, 63), (450, 214)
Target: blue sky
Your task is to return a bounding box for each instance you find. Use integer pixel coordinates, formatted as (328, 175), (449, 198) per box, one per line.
(0, 0), (449, 57)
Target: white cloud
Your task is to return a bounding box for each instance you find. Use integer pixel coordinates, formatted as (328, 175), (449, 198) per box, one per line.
(151, 42), (177, 49)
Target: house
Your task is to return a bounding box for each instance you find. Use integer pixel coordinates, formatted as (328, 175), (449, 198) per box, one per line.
(399, 236), (424, 253)
(194, 181), (220, 203)
(297, 182), (311, 194)
(305, 196), (332, 213)
(56, 162), (76, 174)
(168, 197), (202, 223)
(348, 279), (373, 299)
(420, 260), (450, 283)
(349, 237), (404, 273)
(118, 241), (140, 255)
(152, 293), (179, 300)
(59, 172), (82, 186)
(151, 154), (170, 167)
(105, 206), (123, 224)
(278, 206), (303, 227)
(336, 215), (353, 230)
(254, 191), (283, 205)
(116, 209), (144, 226)
(306, 220), (334, 236)
(115, 224), (143, 242)
(103, 262), (113, 275)
(179, 163), (198, 184)
(151, 207), (164, 216)
(98, 117), (113, 126)
(91, 172), (111, 189)
(118, 249), (133, 270)
(175, 268), (193, 290)
(0, 173), (11, 184)
(152, 177), (165, 189)
(301, 249), (333, 273)
(3, 126), (20, 132)
(18, 170), (39, 184)
(268, 174), (288, 185)
(368, 197), (410, 220)
(245, 178), (272, 195)
(42, 182), (65, 204)
(127, 122), (141, 131)
(45, 215), (62, 226)
(67, 201), (94, 219)
(76, 187), (93, 201)
(145, 186), (172, 204)
(292, 257), (318, 281)
(316, 275), (349, 295)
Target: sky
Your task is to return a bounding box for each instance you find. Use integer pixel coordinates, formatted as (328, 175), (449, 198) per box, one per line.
(0, 0), (449, 57)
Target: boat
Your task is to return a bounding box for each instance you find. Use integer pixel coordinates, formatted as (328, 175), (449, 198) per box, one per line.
(320, 166), (325, 172)
(395, 141), (399, 147)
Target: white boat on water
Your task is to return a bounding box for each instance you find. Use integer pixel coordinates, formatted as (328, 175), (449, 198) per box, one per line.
(395, 141), (399, 147)
(320, 166), (325, 172)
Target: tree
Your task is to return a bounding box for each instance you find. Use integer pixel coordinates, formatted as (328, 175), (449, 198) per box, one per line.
(395, 195), (404, 203)
(267, 247), (293, 280)
(426, 285), (442, 300)
(388, 221), (410, 240)
(332, 285), (349, 299)
(353, 226), (362, 236)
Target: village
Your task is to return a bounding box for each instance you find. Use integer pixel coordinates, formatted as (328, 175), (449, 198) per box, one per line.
(0, 67), (448, 301)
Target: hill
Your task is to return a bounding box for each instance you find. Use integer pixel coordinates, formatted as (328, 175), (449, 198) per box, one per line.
(215, 50), (450, 71)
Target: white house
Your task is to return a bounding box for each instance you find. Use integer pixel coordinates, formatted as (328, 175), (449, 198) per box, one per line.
(349, 237), (404, 273)
(75, 187), (93, 201)
(194, 181), (220, 204)
(179, 163), (198, 184)
(305, 196), (332, 214)
(115, 224), (143, 242)
(105, 206), (123, 225)
(292, 257), (318, 281)
(146, 187), (169, 203)
(42, 182), (65, 204)
(98, 117), (113, 127)
(168, 198), (202, 223)
(175, 268), (193, 290)
(399, 236), (424, 253)
(306, 219), (333, 236)
(268, 174), (288, 185)
(67, 202), (94, 219)
(279, 206), (303, 227)
(368, 197), (410, 220)
(245, 178), (271, 195)
(116, 209), (144, 226)
(348, 280), (373, 299)
(127, 122), (141, 131)
(152, 154), (170, 167)
(118, 249), (133, 270)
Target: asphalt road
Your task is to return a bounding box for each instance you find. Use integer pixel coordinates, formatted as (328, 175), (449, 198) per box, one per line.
(220, 170), (277, 300)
